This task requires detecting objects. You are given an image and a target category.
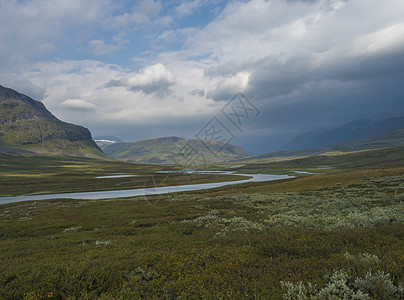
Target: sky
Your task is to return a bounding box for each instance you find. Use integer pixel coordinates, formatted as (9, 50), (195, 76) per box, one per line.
(1, 0), (404, 154)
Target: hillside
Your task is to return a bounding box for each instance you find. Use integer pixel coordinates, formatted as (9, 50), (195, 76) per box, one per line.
(282, 116), (404, 150)
(237, 128), (404, 163)
(0, 85), (105, 157)
(102, 136), (246, 164)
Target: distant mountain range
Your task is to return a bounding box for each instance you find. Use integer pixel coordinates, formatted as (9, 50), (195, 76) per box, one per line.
(100, 136), (246, 164)
(100, 115), (404, 164)
(0, 85), (104, 157)
(240, 128), (404, 162)
(282, 116), (404, 151)
(3, 84), (404, 164)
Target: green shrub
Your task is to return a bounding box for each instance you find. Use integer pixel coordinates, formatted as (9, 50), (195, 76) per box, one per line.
(281, 253), (404, 299)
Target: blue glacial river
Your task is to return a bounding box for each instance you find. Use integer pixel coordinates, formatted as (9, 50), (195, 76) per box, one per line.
(0, 172), (294, 205)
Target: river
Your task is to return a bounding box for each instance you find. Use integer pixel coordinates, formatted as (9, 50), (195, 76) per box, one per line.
(0, 172), (294, 205)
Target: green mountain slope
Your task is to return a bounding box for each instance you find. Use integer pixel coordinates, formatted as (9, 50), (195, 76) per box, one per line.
(102, 136), (246, 164)
(0, 85), (105, 157)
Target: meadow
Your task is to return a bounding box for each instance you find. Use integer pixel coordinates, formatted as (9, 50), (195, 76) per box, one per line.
(1, 148), (404, 299)
(0, 154), (246, 197)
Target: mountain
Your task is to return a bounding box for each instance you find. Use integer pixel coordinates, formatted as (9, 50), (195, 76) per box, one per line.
(238, 128), (404, 163)
(0, 85), (105, 157)
(94, 136), (123, 150)
(334, 128), (404, 151)
(282, 116), (404, 150)
(281, 128), (328, 150)
(102, 136), (246, 165)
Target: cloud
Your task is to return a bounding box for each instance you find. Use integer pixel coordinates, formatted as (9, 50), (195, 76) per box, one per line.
(353, 22), (404, 56)
(176, 0), (202, 17)
(2, 0), (404, 153)
(61, 99), (96, 112)
(107, 63), (176, 95)
(206, 71), (250, 101)
(0, 0), (113, 68)
(6, 80), (47, 101)
(113, 0), (168, 27)
(88, 39), (127, 56)
(8, 59), (221, 138)
(191, 89), (205, 97)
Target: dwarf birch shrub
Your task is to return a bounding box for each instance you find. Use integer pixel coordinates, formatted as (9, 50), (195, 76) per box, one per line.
(281, 253), (404, 300)
(182, 175), (404, 232)
(95, 240), (111, 246)
(63, 226), (82, 233)
(344, 252), (381, 275)
(185, 209), (264, 236)
(227, 175), (404, 230)
(124, 267), (160, 281)
(353, 271), (404, 299)
(315, 270), (370, 300)
(281, 281), (317, 299)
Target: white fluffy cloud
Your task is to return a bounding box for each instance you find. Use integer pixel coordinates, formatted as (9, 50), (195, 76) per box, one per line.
(107, 63), (176, 95)
(10, 60), (220, 131)
(61, 99), (96, 112)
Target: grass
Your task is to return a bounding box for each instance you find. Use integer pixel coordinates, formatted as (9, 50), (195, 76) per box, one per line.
(0, 154), (247, 197)
(188, 167), (404, 196)
(234, 146), (404, 174)
(1, 147), (404, 298)
(1, 169), (404, 298)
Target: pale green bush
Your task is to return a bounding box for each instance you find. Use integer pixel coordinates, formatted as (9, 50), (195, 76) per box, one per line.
(95, 240), (111, 246)
(353, 271), (404, 299)
(281, 253), (404, 300)
(63, 226), (82, 233)
(185, 210), (264, 236)
(124, 267), (160, 281)
(281, 281), (317, 300)
(315, 270), (369, 299)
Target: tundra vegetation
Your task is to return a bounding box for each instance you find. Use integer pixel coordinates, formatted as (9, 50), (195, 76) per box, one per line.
(1, 149), (404, 299)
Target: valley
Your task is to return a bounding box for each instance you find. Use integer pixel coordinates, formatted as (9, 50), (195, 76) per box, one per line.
(1, 144), (404, 298)
(1, 87), (404, 299)
(2, 2), (404, 298)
